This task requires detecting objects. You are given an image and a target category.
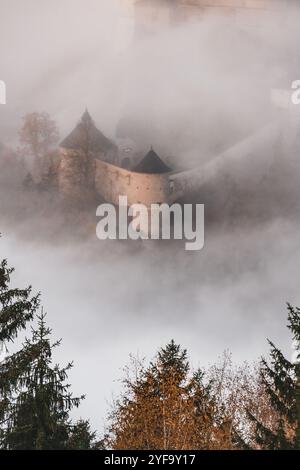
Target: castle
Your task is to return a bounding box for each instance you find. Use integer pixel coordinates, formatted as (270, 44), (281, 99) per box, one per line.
(49, 0), (297, 209)
(58, 110), (181, 207)
(57, 92), (298, 211)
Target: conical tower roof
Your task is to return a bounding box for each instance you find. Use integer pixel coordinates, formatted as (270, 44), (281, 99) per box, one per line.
(133, 148), (171, 174)
(61, 110), (115, 153)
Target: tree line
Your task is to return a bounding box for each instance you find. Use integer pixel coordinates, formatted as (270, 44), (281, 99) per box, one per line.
(0, 245), (299, 450)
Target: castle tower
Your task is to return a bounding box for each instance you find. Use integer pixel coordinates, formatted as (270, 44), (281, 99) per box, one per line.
(133, 147), (171, 174)
(59, 110), (117, 204)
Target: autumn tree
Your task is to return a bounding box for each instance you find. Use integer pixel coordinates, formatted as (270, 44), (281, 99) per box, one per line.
(19, 112), (59, 161)
(19, 112), (59, 184)
(207, 352), (280, 449)
(107, 340), (233, 450)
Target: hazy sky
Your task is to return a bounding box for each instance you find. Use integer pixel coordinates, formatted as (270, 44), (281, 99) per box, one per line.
(1, 0), (300, 434)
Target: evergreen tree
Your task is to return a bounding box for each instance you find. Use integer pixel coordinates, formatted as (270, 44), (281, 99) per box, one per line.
(0, 250), (40, 444)
(67, 419), (97, 450)
(2, 313), (88, 450)
(247, 304), (300, 449)
(0, 245), (96, 449)
(151, 340), (189, 382)
(0, 256), (40, 345)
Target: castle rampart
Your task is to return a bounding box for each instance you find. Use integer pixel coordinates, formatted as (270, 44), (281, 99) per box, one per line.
(94, 159), (175, 207)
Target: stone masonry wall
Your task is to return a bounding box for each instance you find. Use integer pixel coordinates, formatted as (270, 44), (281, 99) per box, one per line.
(95, 159), (178, 207)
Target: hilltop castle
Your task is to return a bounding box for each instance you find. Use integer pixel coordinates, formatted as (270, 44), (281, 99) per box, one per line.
(38, 83), (300, 211)
(31, 0), (296, 208)
(58, 111), (180, 207)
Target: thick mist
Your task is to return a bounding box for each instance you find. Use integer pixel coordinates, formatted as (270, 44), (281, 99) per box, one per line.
(1, 0), (300, 430)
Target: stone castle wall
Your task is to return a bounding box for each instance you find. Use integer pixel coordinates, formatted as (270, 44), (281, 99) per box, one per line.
(58, 147), (182, 206)
(95, 159), (180, 207)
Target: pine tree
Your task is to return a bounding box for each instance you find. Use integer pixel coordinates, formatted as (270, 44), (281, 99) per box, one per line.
(0, 244), (96, 449)
(67, 419), (97, 450)
(2, 313), (88, 450)
(247, 304), (300, 449)
(0, 256), (40, 345)
(0, 250), (40, 444)
(151, 340), (189, 383)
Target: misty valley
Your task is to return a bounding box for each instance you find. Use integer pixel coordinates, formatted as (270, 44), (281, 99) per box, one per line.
(0, 0), (300, 455)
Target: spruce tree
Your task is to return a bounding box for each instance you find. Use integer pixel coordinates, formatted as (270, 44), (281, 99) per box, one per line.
(2, 313), (88, 450)
(0, 250), (40, 444)
(0, 245), (96, 449)
(67, 419), (97, 450)
(151, 339), (189, 382)
(0, 256), (40, 345)
(247, 304), (300, 449)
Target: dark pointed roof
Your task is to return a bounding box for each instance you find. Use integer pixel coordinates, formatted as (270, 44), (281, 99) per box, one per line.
(133, 148), (171, 174)
(60, 110), (115, 153)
